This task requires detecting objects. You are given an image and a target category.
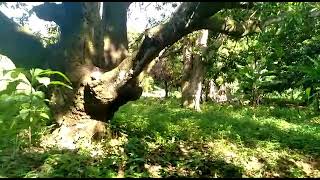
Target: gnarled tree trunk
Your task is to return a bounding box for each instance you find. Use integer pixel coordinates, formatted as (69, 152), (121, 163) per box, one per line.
(0, 2), (259, 147)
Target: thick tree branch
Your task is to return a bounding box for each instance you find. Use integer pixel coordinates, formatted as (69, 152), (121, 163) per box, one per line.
(32, 2), (65, 25)
(198, 16), (261, 37)
(33, 2), (83, 42)
(127, 2), (254, 76)
(159, 46), (183, 59)
(0, 11), (47, 68)
(98, 2), (254, 86)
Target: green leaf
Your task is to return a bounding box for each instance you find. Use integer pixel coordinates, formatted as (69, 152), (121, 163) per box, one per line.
(10, 71), (20, 79)
(32, 91), (45, 99)
(40, 112), (50, 120)
(19, 108), (30, 120)
(5, 68), (26, 78)
(36, 77), (50, 87)
(9, 119), (17, 129)
(49, 81), (73, 89)
(306, 87), (311, 99)
(39, 70), (72, 85)
(31, 68), (44, 77)
(4, 81), (22, 93)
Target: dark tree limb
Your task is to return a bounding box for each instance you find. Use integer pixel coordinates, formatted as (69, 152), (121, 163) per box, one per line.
(32, 2), (65, 25)
(0, 11), (47, 68)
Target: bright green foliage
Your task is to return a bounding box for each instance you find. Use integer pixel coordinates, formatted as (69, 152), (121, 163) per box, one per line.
(0, 68), (72, 156)
(203, 2), (320, 106)
(1, 98), (319, 178)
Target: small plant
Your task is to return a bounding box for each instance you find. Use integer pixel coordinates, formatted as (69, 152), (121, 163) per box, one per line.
(0, 68), (72, 156)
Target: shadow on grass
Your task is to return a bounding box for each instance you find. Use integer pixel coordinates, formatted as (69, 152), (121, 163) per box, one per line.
(123, 137), (244, 178)
(112, 97), (320, 157)
(0, 137), (244, 178)
(0, 147), (121, 178)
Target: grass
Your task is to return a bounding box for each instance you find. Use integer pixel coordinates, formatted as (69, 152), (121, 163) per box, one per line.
(1, 97), (320, 178)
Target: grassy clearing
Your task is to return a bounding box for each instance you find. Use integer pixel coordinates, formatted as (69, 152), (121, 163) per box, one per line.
(1, 97), (320, 178)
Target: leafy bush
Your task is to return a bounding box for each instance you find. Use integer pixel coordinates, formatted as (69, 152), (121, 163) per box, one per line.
(0, 68), (72, 154)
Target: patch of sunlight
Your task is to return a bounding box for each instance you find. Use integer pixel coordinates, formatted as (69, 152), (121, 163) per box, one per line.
(228, 111), (244, 119)
(310, 116), (320, 124)
(206, 139), (238, 159)
(78, 141), (107, 158)
(154, 133), (167, 145)
(243, 156), (264, 177)
(87, 40), (95, 55)
(129, 116), (150, 130)
(24, 170), (40, 178)
(167, 123), (181, 134)
(205, 138), (295, 178)
(171, 91), (181, 98)
(169, 108), (183, 113)
(272, 120), (299, 131)
(261, 117), (318, 137)
(178, 119), (197, 127)
(130, 104), (139, 107)
(146, 141), (160, 151)
(17, 26), (34, 35)
(104, 37), (111, 48)
(294, 160), (316, 176)
(255, 141), (282, 152)
(144, 164), (162, 178)
(109, 138), (124, 147)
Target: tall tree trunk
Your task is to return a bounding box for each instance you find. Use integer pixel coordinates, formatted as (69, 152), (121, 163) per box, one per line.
(30, 2), (141, 147)
(208, 79), (217, 102)
(181, 30), (208, 111)
(39, 2), (111, 147)
(102, 2), (130, 70)
(164, 81), (169, 98)
(204, 79), (209, 102)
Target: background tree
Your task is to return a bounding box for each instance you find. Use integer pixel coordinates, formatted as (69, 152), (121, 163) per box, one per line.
(181, 30), (208, 111)
(149, 41), (183, 98)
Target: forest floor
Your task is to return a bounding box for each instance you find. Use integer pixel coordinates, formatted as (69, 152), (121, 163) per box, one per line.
(0, 97), (320, 178)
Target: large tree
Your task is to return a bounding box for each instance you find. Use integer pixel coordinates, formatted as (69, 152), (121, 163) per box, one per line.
(0, 2), (259, 146)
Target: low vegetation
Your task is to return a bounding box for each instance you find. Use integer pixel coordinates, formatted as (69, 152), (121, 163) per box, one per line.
(1, 97), (319, 178)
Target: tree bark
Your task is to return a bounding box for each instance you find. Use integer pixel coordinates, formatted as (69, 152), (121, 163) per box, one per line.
(208, 79), (218, 102)
(102, 2), (130, 70)
(164, 81), (169, 98)
(181, 30), (208, 111)
(31, 2), (112, 147)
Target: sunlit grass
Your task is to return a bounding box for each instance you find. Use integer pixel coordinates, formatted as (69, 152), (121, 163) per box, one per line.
(1, 97), (320, 178)
(111, 97), (320, 177)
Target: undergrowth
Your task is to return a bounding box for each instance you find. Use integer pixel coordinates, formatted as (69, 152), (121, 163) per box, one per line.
(0, 97), (320, 178)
